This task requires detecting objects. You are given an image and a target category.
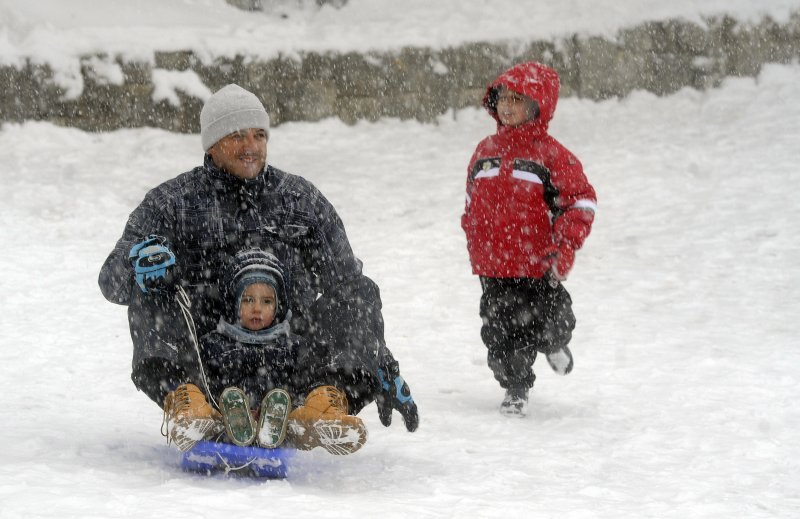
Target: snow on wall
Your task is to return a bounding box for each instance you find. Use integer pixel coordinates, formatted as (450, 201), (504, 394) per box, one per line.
(1, 13), (798, 131)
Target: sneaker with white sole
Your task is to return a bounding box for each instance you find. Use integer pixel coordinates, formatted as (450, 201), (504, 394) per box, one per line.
(545, 345), (574, 375)
(220, 387), (257, 447)
(257, 388), (291, 449)
(499, 387), (529, 418)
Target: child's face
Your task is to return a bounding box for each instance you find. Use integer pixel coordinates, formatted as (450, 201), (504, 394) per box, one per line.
(239, 282), (277, 331)
(496, 87), (538, 127)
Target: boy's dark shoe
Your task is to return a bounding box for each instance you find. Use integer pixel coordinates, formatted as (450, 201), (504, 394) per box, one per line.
(220, 387), (257, 447)
(257, 388), (291, 449)
(500, 387), (529, 418)
(546, 345), (574, 375)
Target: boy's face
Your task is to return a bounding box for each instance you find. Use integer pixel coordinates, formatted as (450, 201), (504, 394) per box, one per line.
(239, 282), (277, 331)
(496, 87), (538, 127)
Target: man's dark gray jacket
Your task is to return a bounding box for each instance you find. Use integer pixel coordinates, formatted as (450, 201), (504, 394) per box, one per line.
(99, 156), (390, 411)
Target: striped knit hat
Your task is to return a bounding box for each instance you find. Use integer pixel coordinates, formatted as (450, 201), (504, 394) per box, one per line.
(221, 248), (290, 324)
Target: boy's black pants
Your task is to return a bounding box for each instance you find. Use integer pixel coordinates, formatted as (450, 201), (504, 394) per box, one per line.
(479, 277), (576, 390)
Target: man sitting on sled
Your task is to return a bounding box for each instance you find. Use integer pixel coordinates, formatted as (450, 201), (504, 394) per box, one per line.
(98, 84), (419, 456)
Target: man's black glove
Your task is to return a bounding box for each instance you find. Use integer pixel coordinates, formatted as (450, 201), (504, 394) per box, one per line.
(376, 360), (419, 432)
(128, 235), (176, 294)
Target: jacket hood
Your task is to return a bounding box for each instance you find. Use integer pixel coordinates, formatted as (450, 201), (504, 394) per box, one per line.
(483, 62), (561, 132)
(220, 248), (291, 326)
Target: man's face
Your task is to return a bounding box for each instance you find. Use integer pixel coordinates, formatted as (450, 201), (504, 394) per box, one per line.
(208, 128), (268, 180)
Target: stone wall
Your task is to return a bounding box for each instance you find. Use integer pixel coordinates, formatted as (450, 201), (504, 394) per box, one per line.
(1, 12), (798, 132)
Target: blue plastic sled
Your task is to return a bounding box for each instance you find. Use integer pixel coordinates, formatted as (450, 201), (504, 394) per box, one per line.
(180, 440), (294, 478)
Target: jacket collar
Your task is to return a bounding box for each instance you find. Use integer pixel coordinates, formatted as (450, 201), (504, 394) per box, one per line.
(203, 153), (269, 196)
(215, 313), (292, 345)
(496, 118), (547, 145)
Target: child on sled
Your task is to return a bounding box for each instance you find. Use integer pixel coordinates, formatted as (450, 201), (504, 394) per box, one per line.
(162, 248), (368, 455)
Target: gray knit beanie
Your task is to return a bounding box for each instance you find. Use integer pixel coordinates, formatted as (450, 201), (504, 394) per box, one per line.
(200, 84), (270, 151)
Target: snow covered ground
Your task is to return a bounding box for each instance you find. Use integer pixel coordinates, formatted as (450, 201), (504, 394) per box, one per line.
(2, 63), (798, 518)
(1, 1), (799, 518)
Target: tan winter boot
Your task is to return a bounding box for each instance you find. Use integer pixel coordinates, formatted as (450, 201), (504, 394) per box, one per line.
(162, 383), (223, 452)
(287, 385), (368, 455)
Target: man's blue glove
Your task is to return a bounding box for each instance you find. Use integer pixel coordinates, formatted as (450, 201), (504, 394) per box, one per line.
(376, 360), (419, 432)
(128, 235), (176, 294)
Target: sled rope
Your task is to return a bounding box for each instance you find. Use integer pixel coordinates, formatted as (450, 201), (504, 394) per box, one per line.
(216, 452), (258, 474)
(175, 286), (219, 410)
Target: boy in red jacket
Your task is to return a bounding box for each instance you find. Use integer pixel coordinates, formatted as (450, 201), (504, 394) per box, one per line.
(461, 62), (597, 417)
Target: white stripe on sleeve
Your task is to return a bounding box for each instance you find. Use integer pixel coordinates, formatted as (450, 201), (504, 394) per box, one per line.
(572, 199), (597, 212)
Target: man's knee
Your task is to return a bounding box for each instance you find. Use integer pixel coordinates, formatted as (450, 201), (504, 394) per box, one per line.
(132, 358), (188, 407)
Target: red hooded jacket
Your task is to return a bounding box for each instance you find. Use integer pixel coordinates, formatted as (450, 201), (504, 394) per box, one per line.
(461, 62), (597, 278)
